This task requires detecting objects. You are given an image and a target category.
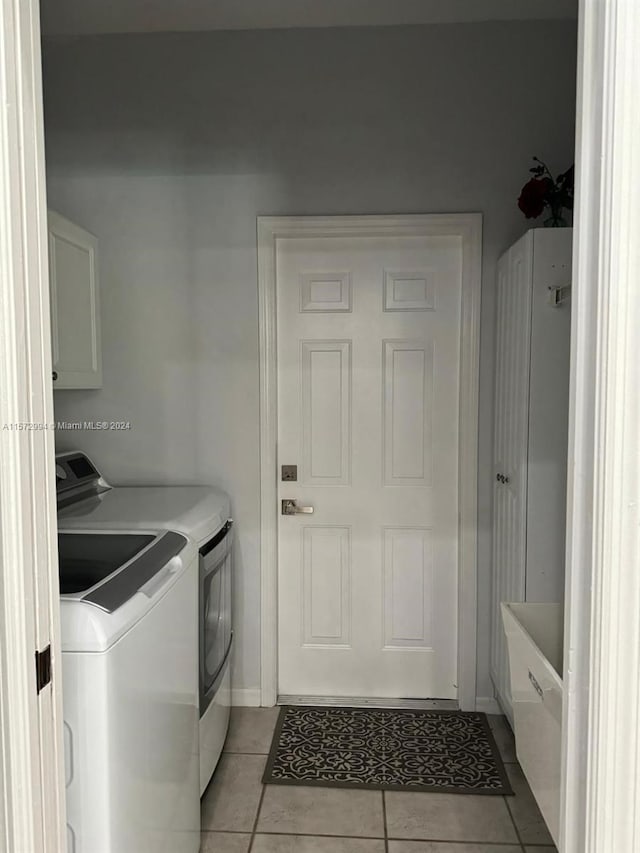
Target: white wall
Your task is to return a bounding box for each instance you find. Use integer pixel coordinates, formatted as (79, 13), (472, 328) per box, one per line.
(43, 22), (577, 700)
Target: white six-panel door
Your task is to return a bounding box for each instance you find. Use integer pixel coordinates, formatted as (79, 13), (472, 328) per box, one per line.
(276, 234), (464, 699)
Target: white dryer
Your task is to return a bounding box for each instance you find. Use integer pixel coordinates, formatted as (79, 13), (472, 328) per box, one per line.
(59, 528), (200, 853)
(56, 451), (233, 794)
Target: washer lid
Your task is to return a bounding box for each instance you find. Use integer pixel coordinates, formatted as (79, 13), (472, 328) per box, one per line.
(58, 485), (230, 546)
(58, 531), (186, 609)
(59, 530), (197, 652)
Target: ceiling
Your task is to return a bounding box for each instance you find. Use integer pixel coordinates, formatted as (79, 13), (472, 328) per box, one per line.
(40, 0), (578, 37)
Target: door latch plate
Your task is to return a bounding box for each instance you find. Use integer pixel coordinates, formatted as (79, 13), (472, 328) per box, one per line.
(35, 645), (52, 693)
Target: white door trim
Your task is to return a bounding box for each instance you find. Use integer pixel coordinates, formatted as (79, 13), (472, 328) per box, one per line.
(0, 1), (66, 850)
(257, 214), (482, 710)
(561, 1), (640, 850)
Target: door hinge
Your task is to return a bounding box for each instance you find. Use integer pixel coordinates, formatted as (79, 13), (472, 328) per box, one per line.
(35, 645), (52, 693)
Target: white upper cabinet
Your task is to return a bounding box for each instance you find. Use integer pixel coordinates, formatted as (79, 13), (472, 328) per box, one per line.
(48, 211), (102, 389)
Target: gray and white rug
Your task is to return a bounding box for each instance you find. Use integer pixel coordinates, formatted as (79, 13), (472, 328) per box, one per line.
(263, 706), (513, 795)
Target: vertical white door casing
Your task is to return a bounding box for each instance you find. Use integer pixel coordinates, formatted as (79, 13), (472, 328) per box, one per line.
(0, 1), (67, 852)
(561, 1), (640, 851)
(258, 215), (482, 709)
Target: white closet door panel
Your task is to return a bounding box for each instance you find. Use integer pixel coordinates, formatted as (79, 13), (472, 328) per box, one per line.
(506, 236), (534, 585)
(491, 228), (572, 719)
(491, 234), (533, 715)
(526, 229), (572, 602)
(491, 252), (509, 702)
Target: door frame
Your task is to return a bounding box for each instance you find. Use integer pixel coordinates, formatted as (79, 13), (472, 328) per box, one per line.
(0, 0), (67, 850)
(560, 1), (640, 850)
(257, 214), (483, 710)
(6, 3), (640, 847)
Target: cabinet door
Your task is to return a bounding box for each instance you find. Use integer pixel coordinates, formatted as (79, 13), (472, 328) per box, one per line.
(526, 229), (572, 602)
(490, 235), (533, 716)
(48, 211), (102, 389)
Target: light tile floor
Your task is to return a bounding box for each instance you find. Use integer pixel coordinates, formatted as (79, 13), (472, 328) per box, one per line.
(201, 709), (557, 853)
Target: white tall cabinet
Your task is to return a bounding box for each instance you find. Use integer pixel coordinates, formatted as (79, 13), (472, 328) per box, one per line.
(490, 228), (572, 719)
(48, 210), (102, 389)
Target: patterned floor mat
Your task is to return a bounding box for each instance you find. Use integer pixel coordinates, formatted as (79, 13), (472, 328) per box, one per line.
(263, 706), (513, 795)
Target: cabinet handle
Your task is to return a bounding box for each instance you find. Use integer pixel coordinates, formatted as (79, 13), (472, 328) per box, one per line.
(52, 370), (58, 381)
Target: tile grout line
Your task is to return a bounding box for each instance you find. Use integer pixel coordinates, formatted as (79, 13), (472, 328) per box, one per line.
(385, 837), (536, 847)
(244, 830), (538, 844)
(247, 780), (267, 853)
(382, 789), (389, 853)
(503, 790), (526, 853)
(205, 829), (390, 841)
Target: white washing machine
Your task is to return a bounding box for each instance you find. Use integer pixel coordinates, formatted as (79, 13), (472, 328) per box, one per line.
(56, 451), (233, 794)
(59, 527), (200, 853)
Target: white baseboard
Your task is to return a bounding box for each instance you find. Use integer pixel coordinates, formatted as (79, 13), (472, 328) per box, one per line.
(231, 688), (262, 707)
(475, 696), (501, 715)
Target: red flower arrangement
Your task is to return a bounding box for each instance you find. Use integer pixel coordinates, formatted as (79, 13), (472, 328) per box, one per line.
(518, 157), (574, 226)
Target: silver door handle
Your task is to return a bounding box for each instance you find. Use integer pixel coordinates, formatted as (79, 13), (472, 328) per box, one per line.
(281, 499), (314, 516)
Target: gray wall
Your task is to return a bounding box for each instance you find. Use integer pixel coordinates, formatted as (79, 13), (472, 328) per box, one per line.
(43, 22), (577, 700)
